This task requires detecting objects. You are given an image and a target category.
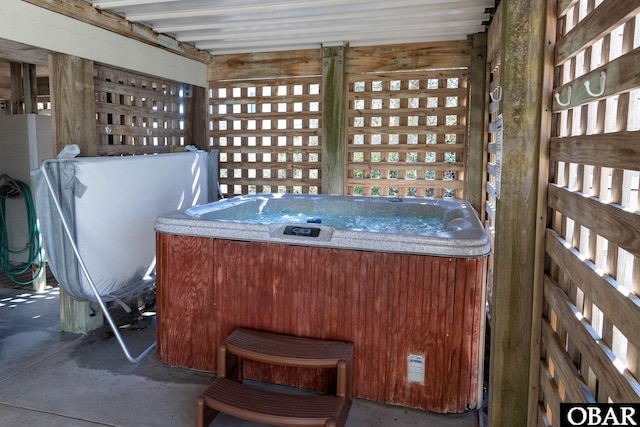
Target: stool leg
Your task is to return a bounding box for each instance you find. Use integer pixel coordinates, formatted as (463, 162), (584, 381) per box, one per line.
(336, 360), (348, 399)
(218, 343), (241, 381)
(195, 395), (218, 427)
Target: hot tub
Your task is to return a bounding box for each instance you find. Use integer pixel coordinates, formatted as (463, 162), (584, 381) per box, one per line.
(155, 194), (490, 413)
(156, 193), (489, 257)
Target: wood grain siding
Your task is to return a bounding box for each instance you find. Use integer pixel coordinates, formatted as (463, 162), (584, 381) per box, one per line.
(156, 233), (485, 413)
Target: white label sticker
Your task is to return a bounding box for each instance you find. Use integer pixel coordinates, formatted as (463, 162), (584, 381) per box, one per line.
(407, 354), (425, 383)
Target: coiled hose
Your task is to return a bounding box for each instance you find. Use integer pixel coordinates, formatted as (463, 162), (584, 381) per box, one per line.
(0, 174), (44, 286)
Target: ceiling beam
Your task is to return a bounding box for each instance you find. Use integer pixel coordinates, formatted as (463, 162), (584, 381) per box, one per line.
(22, 0), (211, 63)
(118, 0), (493, 21)
(153, 3), (490, 34)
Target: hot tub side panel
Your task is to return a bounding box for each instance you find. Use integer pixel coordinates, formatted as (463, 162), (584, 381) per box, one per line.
(156, 233), (485, 413)
(156, 233), (216, 369)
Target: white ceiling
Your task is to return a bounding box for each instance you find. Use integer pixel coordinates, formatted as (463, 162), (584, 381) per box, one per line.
(85, 0), (496, 55)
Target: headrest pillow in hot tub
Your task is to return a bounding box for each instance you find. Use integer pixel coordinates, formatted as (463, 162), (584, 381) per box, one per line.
(32, 151), (210, 302)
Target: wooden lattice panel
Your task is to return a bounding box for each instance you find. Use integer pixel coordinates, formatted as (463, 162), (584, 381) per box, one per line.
(346, 70), (467, 198)
(94, 64), (185, 155)
(209, 77), (322, 197)
(540, 1), (640, 424)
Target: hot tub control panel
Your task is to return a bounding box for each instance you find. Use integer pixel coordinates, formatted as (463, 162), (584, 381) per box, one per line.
(283, 225), (321, 237)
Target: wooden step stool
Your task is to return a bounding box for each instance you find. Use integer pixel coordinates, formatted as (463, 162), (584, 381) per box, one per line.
(196, 328), (354, 427)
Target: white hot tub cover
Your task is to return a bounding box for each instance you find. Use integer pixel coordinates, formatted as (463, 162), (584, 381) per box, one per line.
(32, 150), (214, 303)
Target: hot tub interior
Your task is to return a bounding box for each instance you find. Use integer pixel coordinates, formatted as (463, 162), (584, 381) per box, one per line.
(157, 194), (490, 257)
(185, 194), (474, 234)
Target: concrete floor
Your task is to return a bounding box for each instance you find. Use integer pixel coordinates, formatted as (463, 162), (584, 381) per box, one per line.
(0, 281), (479, 427)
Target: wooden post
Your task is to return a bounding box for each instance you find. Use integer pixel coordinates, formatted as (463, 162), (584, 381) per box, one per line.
(183, 84), (207, 151)
(22, 63), (38, 114)
(527, 0), (556, 424)
(10, 62), (23, 114)
(487, 1), (548, 426)
(321, 44), (347, 195)
(49, 53), (103, 333)
(465, 33), (488, 213)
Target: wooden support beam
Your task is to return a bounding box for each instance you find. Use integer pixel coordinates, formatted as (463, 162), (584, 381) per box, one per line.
(49, 53), (102, 333)
(22, 63), (38, 114)
(209, 49), (321, 81)
(183, 85), (207, 151)
(49, 53), (97, 157)
(10, 62), (23, 114)
(321, 45), (347, 195)
(465, 33), (488, 213)
(23, 0), (211, 64)
(527, 0), (557, 424)
(487, 0), (549, 426)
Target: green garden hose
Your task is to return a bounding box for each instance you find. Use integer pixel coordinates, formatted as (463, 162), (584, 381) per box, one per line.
(0, 174), (44, 286)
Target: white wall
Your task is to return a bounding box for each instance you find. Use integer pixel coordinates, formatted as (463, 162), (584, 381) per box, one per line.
(0, 114), (52, 263)
(0, 0), (208, 87)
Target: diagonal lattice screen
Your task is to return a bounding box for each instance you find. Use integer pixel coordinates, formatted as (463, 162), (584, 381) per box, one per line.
(539, 1), (640, 424)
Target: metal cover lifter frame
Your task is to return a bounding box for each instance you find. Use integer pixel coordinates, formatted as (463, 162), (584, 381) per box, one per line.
(32, 150), (216, 363)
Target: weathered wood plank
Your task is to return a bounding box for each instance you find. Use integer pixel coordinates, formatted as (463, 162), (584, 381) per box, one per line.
(465, 32), (488, 213)
(346, 106), (468, 118)
(555, 0), (640, 64)
(558, 0), (580, 18)
(547, 184), (640, 257)
(347, 125), (467, 135)
(345, 178), (463, 189)
(22, 63), (38, 114)
(544, 275), (640, 402)
(211, 76), (321, 89)
(93, 81), (183, 103)
(539, 362), (561, 425)
(347, 162), (464, 172)
(94, 102), (182, 121)
(10, 62), (23, 114)
(486, 2), (502, 63)
(218, 177), (321, 188)
(23, 0), (211, 64)
(347, 143), (465, 153)
(347, 41), (470, 74)
(49, 53), (102, 333)
(553, 47), (640, 110)
(49, 54), (97, 157)
(550, 131), (640, 171)
(217, 146), (321, 155)
(210, 110), (322, 121)
(347, 69), (467, 82)
(96, 145), (172, 156)
(95, 124), (183, 138)
(209, 49), (321, 81)
(546, 229), (640, 349)
(487, 0), (548, 426)
(213, 128), (320, 138)
(224, 161), (321, 171)
(540, 320), (595, 403)
(349, 88), (468, 99)
(321, 45), (346, 195)
(528, 0), (557, 421)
